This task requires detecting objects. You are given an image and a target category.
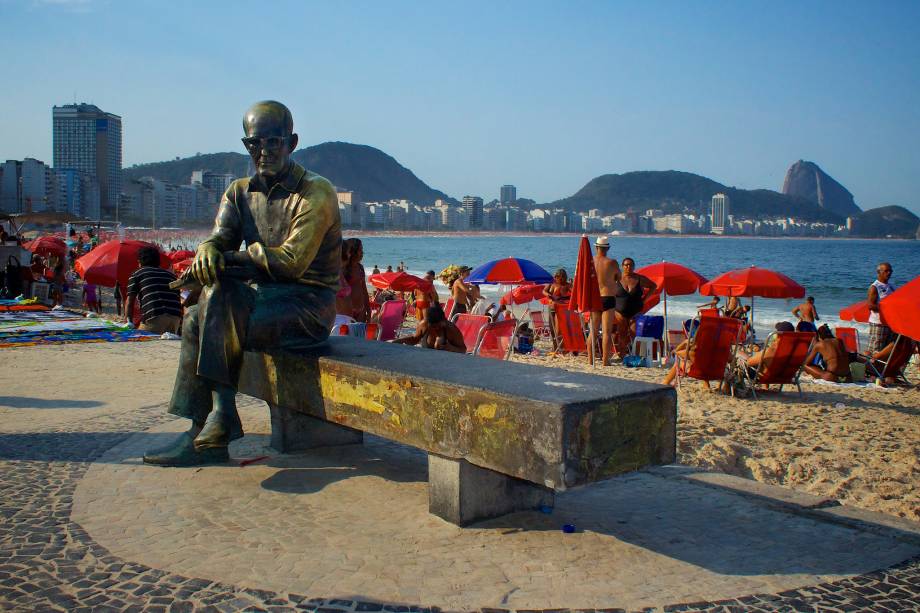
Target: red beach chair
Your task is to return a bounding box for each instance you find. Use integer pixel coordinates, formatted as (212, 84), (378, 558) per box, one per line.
(474, 318), (517, 360)
(868, 335), (917, 385)
(529, 309), (552, 340)
(554, 306), (587, 355)
(453, 313), (491, 354)
(443, 298), (455, 320)
(675, 316), (743, 392)
(742, 331), (815, 398)
(834, 327), (860, 354)
(375, 299), (406, 341)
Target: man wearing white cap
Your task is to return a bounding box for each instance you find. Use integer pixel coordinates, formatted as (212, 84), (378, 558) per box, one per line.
(593, 236), (621, 365)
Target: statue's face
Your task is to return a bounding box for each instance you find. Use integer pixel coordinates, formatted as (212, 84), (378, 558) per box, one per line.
(242, 105), (298, 178)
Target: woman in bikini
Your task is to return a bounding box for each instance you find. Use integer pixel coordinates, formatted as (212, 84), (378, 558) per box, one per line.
(543, 268), (572, 350)
(612, 258), (657, 357)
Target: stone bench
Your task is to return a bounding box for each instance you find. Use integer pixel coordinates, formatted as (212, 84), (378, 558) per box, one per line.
(238, 336), (677, 525)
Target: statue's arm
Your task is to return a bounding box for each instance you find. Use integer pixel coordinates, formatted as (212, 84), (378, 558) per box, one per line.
(245, 184), (334, 281)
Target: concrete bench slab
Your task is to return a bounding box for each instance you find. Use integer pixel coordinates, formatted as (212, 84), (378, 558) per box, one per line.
(239, 336), (676, 524)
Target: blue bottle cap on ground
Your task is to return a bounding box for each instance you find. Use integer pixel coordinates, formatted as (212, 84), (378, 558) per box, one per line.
(562, 524), (576, 533)
(539, 505), (553, 514)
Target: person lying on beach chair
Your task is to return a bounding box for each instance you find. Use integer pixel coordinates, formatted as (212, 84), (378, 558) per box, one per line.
(802, 324), (851, 383)
(662, 315), (742, 393)
(392, 304), (466, 353)
(866, 336), (917, 386)
(737, 322), (815, 398)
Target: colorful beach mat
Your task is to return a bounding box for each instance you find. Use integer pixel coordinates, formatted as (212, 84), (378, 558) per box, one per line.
(0, 328), (159, 348)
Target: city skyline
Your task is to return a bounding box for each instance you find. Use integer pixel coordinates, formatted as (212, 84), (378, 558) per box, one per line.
(1, 1), (918, 214)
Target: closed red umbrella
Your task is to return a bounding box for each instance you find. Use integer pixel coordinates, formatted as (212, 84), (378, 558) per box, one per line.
(499, 283), (547, 306)
(879, 275), (920, 340)
(74, 240), (169, 288)
(839, 300), (872, 324)
(569, 235), (603, 365)
(369, 271), (432, 292)
(24, 236), (67, 260)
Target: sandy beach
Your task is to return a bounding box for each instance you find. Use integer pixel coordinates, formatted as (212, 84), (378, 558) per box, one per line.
(1, 337), (917, 525)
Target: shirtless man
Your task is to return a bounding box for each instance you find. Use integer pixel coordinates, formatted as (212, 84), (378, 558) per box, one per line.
(450, 266), (473, 316)
(803, 325), (851, 382)
(792, 296), (819, 332)
(592, 236), (621, 366)
(393, 304), (466, 352)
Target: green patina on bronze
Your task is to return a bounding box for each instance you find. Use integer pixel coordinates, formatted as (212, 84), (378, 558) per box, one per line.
(238, 344), (675, 490)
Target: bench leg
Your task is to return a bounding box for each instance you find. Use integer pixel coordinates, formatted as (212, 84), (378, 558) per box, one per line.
(268, 403), (363, 453)
(427, 454), (554, 526)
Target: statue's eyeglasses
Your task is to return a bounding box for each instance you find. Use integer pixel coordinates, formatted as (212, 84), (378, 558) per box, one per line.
(241, 136), (288, 152)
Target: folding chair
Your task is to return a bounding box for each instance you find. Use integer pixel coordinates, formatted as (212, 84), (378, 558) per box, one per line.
(675, 316), (743, 393)
(554, 306), (587, 355)
(473, 318), (517, 360)
(453, 313), (491, 354)
(867, 334), (916, 385)
(741, 331), (815, 398)
(375, 299), (406, 341)
(834, 327), (860, 354)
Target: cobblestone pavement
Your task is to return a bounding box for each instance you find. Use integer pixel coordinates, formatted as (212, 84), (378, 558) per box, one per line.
(2, 399), (920, 612)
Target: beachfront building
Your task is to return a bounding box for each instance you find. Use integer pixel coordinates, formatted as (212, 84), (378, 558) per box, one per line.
(55, 169), (100, 219)
(0, 158), (55, 214)
(500, 184), (516, 205)
(463, 195), (484, 228)
(191, 170), (235, 194)
(711, 192), (729, 234)
(336, 189), (363, 228)
(53, 103), (122, 219)
(178, 183), (218, 224)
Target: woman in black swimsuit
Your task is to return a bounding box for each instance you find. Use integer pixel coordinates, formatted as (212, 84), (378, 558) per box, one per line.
(612, 258), (657, 357)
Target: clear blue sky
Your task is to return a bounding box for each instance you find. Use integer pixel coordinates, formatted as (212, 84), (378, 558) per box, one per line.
(2, 0), (918, 213)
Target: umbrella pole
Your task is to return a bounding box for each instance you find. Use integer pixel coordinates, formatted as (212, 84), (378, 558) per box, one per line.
(663, 292), (669, 362)
(588, 314), (596, 368)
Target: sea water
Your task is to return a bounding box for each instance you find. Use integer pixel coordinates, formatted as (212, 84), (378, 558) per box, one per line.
(356, 234), (919, 334)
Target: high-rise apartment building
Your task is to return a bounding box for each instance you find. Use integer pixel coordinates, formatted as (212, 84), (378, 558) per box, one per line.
(53, 103), (122, 218)
(500, 184), (517, 205)
(191, 170), (235, 194)
(711, 192), (730, 234)
(463, 195), (484, 228)
(0, 158), (53, 213)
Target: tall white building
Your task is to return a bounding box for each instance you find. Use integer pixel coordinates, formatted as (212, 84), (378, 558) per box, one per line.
(53, 103), (122, 218)
(711, 193), (730, 234)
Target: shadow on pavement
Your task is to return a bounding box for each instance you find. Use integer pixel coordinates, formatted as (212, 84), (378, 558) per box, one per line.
(0, 395), (104, 409)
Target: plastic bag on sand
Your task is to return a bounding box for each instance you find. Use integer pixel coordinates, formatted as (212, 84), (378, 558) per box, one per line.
(160, 332), (181, 340)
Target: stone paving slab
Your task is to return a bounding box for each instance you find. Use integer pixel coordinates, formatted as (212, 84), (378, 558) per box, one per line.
(66, 400), (920, 611)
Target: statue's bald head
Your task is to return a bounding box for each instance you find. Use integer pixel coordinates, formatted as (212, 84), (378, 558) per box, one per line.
(243, 100), (294, 137)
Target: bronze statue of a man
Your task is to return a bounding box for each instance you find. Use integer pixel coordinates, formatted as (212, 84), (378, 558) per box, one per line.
(144, 101), (341, 466)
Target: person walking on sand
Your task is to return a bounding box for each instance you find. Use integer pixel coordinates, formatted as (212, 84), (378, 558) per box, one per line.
(867, 262), (896, 354)
(592, 236), (621, 365)
(792, 296), (819, 333)
(450, 266), (473, 316)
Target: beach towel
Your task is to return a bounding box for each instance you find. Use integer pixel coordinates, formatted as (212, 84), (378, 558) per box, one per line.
(0, 328), (159, 348)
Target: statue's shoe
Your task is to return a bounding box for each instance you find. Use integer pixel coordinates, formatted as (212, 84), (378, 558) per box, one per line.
(143, 431), (230, 466)
(193, 408), (244, 450)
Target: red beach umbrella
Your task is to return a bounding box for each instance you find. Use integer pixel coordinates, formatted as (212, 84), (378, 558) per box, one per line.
(839, 300), (872, 324)
(636, 261), (707, 350)
(699, 266), (805, 299)
(369, 271), (432, 292)
(74, 240), (170, 288)
(879, 275), (920, 341)
(24, 236), (67, 260)
(172, 258), (194, 276)
(169, 249), (195, 262)
(569, 235), (603, 365)
(499, 283), (547, 306)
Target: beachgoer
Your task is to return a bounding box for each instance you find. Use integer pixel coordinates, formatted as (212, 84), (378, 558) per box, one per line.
(82, 282), (101, 313)
(593, 236), (621, 365)
(697, 297), (720, 311)
(450, 266), (473, 316)
(125, 246), (182, 333)
(143, 101), (341, 466)
(803, 325), (851, 382)
(739, 321), (795, 374)
(398, 261), (406, 272)
(867, 338), (918, 386)
(372, 264), (380, 275)
(612, 257), (657, 358)
(792, 296), (819, 332)
(335, 239), (354, 316)
(386, 265), (393, 273)
(724, 296), (742, 318)
(392, 304), (466, 352)
(867, 262), (896, 354)
(543, 268), (572, 351)
(414, 270), (438, 321)
(347, 238), (371, 322)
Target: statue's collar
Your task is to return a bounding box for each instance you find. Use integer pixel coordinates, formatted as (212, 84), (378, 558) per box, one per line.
(248, 162), (305, 194)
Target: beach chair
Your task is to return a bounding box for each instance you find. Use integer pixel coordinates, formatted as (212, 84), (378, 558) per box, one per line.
(674, 316), (743, 392)
(699, 308), (720, 318)
(834, 327), (860, 354)
(867, 334), (916, 385)
(528, 309), (552, 340)
(443, 298), (455, 319)
(453, 313), (491, 354)
(375, 299), (406, 341)
(740, 331), (815, 398)
(473, 318), (517, 360)
(554, 306), (587, 355)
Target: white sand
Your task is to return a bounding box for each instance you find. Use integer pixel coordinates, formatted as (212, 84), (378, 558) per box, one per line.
(1, 339), (917, 522)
